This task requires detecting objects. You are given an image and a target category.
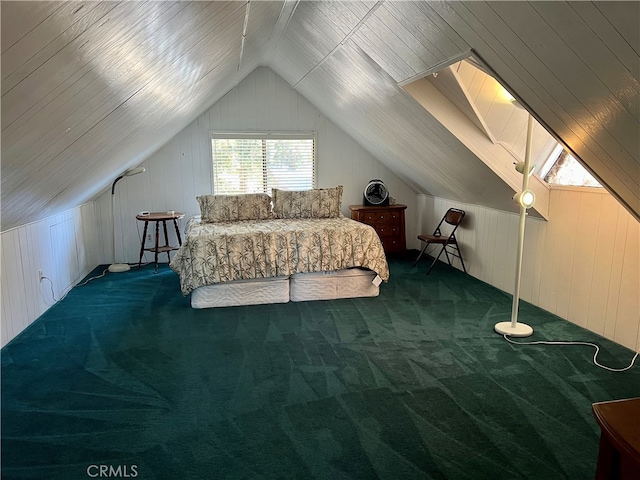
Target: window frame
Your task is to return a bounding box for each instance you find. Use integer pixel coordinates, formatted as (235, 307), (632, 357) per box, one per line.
(210, 131), (317, 195)
(537, 143), (563, 180)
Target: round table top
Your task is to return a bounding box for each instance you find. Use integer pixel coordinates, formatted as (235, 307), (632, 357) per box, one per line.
(136, 211), (185, 221)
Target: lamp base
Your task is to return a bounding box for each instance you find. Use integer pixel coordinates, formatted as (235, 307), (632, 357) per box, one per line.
(108, 263), (131, 273)
(494, 321), (533, 337)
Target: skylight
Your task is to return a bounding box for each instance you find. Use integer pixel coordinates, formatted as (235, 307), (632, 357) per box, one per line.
(541, 146), (602, 188)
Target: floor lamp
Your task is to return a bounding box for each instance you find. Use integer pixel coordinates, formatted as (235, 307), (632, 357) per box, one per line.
(495, 111), (535, 337)
(109, 167), (145, 273)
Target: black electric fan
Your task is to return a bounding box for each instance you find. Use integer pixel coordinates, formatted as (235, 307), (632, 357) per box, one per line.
(363, 179), (389, 206)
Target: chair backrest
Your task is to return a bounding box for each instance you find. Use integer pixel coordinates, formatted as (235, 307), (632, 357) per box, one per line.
(444, 208), (465, 227)
(433, 208), (465, 239)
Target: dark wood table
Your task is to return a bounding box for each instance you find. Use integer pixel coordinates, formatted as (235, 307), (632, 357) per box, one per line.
(592, 397), (640, 480)
(136, 212), (184, 273)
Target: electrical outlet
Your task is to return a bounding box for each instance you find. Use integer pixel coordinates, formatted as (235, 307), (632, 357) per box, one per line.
(38, 270), (44, 281)
(147, 234), (152, 242)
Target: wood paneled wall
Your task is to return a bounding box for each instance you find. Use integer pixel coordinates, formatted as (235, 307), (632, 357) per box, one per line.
(95, 67), (418, 265)
(453, 60), (559, 166)
(422, 188), (640, 351)
(1, 203), (100, 347)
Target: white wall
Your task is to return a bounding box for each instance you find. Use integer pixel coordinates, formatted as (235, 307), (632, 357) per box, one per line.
(96, 67), (418, 265)
(422, 187), (640, 351)
(1, 203), (100, 347)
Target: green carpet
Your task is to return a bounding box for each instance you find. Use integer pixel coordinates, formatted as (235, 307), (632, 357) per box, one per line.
(2, 257), (638, 479)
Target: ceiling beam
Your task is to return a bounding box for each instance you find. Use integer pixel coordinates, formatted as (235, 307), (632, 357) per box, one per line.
(292, 0), (384, 90)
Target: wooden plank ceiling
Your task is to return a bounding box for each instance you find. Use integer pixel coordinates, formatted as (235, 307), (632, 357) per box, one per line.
(1, 0), (280, 231)
(2, 1), (638, 231)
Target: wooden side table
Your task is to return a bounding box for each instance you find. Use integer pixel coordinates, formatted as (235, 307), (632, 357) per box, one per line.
(136, 212), (184, 273)
(349, 204), (407, 254)
(592, 397), (640, 479)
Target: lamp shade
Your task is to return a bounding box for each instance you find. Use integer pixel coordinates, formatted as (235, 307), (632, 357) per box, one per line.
(513, 190), (536, 209)
(124, 167), (145, 176)
(110, 166), (146, 273)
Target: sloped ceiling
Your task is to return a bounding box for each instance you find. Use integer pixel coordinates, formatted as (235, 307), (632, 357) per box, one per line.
(1, 1), (282, 231)
(425, 64), (496, 142)
(2, 1), (639, 232)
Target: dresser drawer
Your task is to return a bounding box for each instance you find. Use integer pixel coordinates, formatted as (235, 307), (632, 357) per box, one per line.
(373, 224), (400, 237)
(363, 210), (402, 225)
(349, 204), (407, 254)
(379, 235), (403, 253)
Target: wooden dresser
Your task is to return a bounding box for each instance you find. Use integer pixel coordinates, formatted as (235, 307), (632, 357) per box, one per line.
(349, 204), (406, 254)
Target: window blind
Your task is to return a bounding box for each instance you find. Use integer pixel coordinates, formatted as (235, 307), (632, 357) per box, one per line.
(211, 134), (315, 195)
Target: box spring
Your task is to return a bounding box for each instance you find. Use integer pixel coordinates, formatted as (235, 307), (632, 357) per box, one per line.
(190, 269), (380, 308)
(290, 268), (379, 302)
(191, 276), (289, 309)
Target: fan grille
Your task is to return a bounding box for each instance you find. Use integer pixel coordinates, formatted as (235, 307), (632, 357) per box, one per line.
(364, 180), (388, 205)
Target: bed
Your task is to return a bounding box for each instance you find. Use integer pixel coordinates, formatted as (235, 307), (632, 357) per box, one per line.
(169, 187), (390, 308)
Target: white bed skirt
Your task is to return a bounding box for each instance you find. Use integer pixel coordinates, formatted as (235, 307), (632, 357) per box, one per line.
(190, 268), (379, 308)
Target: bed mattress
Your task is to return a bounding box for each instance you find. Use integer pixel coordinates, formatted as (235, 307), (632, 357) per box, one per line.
(290, 268), (380, 302)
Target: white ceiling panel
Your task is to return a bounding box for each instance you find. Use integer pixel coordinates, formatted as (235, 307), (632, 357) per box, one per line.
(2, 2), (110, 94)
(271, 0), (375, 86)
(594, 0), (640, 55)
(1, 1), (65, 50)
(352, 1), (467, 83)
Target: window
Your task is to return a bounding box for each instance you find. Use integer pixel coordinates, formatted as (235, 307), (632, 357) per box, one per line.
(541, 146), (602, 187)
(211, 133), (315, 194)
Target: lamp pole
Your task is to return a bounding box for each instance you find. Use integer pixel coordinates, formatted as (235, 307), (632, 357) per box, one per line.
(495, 114), (534, 337)
(109, 167), (145, 273)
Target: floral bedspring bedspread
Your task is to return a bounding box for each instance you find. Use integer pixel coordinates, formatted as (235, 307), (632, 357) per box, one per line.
(170, 215), (390, 295)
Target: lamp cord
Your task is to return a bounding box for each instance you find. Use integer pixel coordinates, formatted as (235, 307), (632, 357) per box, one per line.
(41, 268), (110, 305)
(503, 334), (639, 372)
(77, 268), (109, 286)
